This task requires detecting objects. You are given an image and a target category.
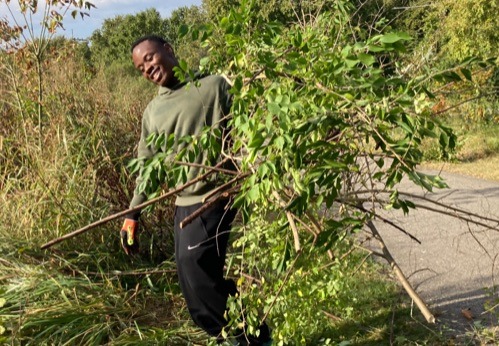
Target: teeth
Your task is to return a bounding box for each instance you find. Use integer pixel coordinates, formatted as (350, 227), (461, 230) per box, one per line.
(150, 68), (158, 80)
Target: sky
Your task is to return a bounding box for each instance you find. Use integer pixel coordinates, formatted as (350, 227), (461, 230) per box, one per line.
(0, 0), (203, 40)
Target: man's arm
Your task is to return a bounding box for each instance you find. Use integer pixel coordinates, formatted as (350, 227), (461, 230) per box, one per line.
(121, 113), (154, 255)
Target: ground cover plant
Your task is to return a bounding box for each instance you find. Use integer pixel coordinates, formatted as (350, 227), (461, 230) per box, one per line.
(1, 0), (498, 345)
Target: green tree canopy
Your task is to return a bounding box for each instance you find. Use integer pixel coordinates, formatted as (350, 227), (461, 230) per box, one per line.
(203, 0), (344, 24)
(89, 6), (207, 69)
(166, 6), (208, 68)
(394, 0), (498, 63)
(89, 8), (168, 66)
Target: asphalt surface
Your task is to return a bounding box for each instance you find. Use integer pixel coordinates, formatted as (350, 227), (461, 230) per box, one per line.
(364, 169), (499, 337)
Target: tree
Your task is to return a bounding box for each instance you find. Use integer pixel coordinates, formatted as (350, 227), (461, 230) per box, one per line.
(436, 0), (498, 62)
(89, 6), (208, 69)
(89, 8), (168, 66)
(203, 0), (342, 24)
(165, 6), (208, 68)
(130, 1), (494, 342)
(393, 0), (498, 63)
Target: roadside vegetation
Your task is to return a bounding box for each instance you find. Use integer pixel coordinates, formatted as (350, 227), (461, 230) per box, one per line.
(0, 0), (497, 344)
(423, 119), (499, 181)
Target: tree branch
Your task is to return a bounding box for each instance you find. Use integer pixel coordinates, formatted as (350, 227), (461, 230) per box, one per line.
(41, 159), (230, 250)
(366, 220), (436, 324)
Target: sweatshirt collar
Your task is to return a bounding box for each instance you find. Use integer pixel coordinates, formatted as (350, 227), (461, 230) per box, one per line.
(158, 71), (204, 95)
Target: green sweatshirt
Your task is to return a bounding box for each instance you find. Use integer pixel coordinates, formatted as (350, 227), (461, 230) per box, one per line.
(128, 74), (232, 217)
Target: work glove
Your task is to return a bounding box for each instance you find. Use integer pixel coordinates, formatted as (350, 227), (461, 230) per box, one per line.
(120, 218), (139, 255)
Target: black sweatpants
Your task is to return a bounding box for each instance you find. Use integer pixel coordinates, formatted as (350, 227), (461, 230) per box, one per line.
(174, 199), (238, 337)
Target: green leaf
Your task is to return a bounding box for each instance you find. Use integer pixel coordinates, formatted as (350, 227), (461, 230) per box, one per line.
(358, 53), (375, 66)
(246, 185), (259, 202)
(220, 17), (230, 29)
(179, 24), (189, 38)
(345, 58), (359, 68)
(460, 68), (472, 81)
(380, 32), (412, 43)
(375, 158), (384, 168)
(268, 102), (281, 115)
(396, 120), (413, 134)
(248, 132), (265, 149)
(179, 60), (188, 73)
(440, 71), (462, 82)
(368, 44), (386, 53)
(199, 56), (210, 67)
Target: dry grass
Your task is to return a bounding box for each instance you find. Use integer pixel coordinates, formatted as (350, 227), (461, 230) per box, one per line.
(423, 117), (499, 182)
(423, 155), (499, 182)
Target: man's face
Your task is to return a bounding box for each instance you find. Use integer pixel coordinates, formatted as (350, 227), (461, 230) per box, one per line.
(132, 40), (178, 87)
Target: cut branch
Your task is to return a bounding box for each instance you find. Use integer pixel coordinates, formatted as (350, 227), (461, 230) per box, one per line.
(348, 202), (422, 244)
(286, 211), (301, 252)
(201, 173), (250, 203)
(346, 189), (499, 228)
(41, 159), (230, 250)
(366, 220), (436, 324)
(180, 184), (242, 229)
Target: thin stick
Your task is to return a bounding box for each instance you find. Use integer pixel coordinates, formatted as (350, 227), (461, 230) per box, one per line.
(201, 173), (249, 203)
(174, 161), (239, 176)
(349, 203), (422, 244)
(271, 191), (302, 252)
(41, 159), (229, 250)
(366, 220), (436, 324)
(180, 194), (225, 229)
(286, 211), (301, 252)
(87, 269), (177, 277)
(180, 185), (241, 229)
(411, 203), (498, 231)
(348, 189), (499, 224)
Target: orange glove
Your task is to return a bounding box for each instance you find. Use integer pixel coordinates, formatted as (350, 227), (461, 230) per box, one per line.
(120, 218), (139, 255)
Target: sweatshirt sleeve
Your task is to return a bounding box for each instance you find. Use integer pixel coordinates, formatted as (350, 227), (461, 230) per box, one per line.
(127, 112), (154, 220)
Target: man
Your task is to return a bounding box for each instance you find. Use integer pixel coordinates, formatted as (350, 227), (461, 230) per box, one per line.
(120, 35), (271, 345)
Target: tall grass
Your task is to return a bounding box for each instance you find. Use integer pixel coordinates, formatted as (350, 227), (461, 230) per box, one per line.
(0, 41), (188, 344)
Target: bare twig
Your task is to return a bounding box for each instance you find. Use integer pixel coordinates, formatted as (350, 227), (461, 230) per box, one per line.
(87, 269), (177, 277)
(180, 183), (242, 229)
(180, 194), (226, 229)
(286, 211), (301, 252)
(201, 173), (249, 203)
(346, 189), (499, 227)
(397, 191), (499, 225)
(41, 159), (230, 250)
(359, 205), (422, 244)
(410, 202), (498, 232)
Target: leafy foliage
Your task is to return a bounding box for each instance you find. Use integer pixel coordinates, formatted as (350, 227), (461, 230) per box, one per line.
(396, 0), (499, 63)
(89, 6), (208, 68)
(125, 1), (498, 342)
(89, 8), (169, 66)
(1, 0), (497, 344)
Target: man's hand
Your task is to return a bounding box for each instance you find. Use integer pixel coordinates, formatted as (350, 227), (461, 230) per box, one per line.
(120, 218), (139, 255)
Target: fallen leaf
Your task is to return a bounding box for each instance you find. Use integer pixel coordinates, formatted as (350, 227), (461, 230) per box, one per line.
(461, 308), (473, 320)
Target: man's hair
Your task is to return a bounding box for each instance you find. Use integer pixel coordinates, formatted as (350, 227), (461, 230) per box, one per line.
(130, 35), (169, 53)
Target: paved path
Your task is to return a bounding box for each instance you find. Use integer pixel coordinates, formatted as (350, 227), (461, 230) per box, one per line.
(365, 170), (499, 336)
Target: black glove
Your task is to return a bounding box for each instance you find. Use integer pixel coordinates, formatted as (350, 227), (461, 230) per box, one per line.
(120, 218), (139, 255)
